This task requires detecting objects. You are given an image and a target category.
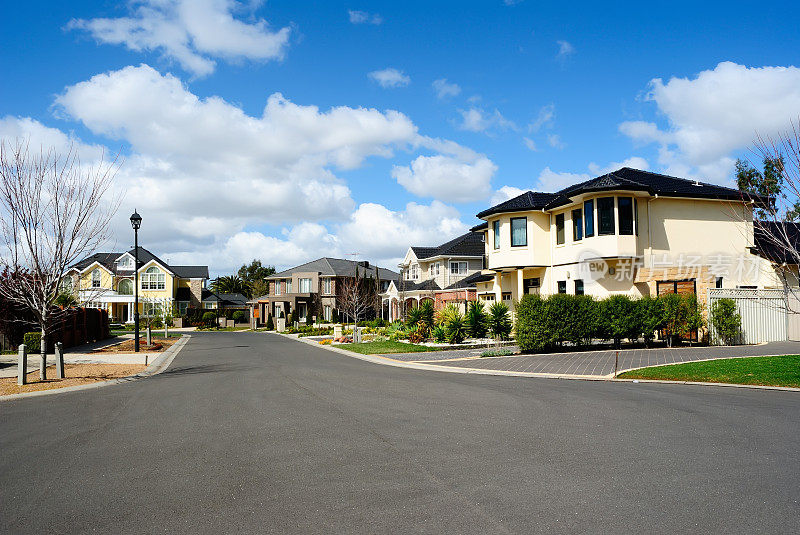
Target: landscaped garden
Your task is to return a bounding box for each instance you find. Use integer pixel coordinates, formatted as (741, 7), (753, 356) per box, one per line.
(617, 355), (800, 388)
(336, 340), (443, 354)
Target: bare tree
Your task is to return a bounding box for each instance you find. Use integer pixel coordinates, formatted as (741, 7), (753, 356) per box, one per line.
(338, 269), (375, 333)
(0, 140), (119, 379)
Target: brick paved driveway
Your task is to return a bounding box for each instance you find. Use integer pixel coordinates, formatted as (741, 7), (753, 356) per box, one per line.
(385, 341), (800, 377)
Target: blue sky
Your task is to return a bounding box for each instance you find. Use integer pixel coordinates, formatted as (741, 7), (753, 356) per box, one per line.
(2, 1), (800, 274)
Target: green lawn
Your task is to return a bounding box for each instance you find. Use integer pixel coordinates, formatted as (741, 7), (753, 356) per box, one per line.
(110, 330), (183, 338)
(196, 326), (251, 332)
(336, 340), (440, 355)
(617, 355), (800, 388)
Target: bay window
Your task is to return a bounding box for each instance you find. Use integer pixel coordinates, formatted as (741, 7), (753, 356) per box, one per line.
(618, 197), (634, 235)
(584, 199), (595, 237)
(598, 197), (615, 235)
(572, 209), (583, 241)
(511, 217), (527, 247)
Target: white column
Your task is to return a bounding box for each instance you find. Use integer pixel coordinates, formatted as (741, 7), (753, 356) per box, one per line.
(517, 269), (524, 301)
(493, 272), (502, 302)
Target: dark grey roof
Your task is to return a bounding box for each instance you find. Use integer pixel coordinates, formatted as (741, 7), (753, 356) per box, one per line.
(217, 293), (248, 306)
(201, 289), (219, 302)
(268, 257), (399, 281)
(470, 222), (488, 232)
(752, 222), (800, 264)
(69, 246), (209, 279)
(443, 272), (494, 290)
(396, 279), (441, 292)
(477, 167), (771, 218)
(410, 231), (485, 260)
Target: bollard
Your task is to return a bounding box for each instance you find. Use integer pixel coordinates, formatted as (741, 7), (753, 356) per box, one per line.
(146, 326), (152, 346)
(17, 344), (27, 385)
(56, 342), (65, 379)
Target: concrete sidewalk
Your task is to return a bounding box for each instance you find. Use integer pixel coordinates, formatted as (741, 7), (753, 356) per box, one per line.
(405, 340), (800, 377)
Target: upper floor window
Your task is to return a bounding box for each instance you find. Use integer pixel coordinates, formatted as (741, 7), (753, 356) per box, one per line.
(598, 197), (615, 235)
(118, 278), (133, 295)
(511, 217), (527, 247)
(618, 197), (634, 235)
(493, 220), (501, 249)
(287, 280), (293, 293)
(141, 266), (166, 290)
(91, 269), (102, 288)
(323, 278), (332, 295)
(117, 256), (133, 270)
(450, 261), (467, 275)
(410, 264), (419, 280)
(61, 276), (74, 293)
(584, 199), (595, 237)
(555, 214), (565, 245)
(274, 281), (282, 296)
(434, 262), (441, 276)
(299, 278), (312, 293)
(572, 209), (583, 241)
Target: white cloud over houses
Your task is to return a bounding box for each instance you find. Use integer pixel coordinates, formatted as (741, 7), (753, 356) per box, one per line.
(368, 68), (410, 88)
(392, 154), (497, 203)
(490, 185), (526, 205)
(68, 0), (291, 77)
(619, 62), (800, 183)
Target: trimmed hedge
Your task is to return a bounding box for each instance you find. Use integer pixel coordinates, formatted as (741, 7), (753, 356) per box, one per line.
(515, 293), (703, 353)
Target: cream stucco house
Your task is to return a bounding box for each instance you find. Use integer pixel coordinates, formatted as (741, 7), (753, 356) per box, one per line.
(471, 167), (783, 311)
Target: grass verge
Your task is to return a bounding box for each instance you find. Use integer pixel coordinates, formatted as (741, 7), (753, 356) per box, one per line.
(617, 355), (800, 388)
(336, 340), (442, 355)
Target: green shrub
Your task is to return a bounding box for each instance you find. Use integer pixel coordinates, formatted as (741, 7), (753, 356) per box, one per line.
(201, 311), (216, 326)
(23, 331), (43, 352)
(305, 311), (313, 325)
(639, 295), (665, 346)
(151, 317), (164, 329)
(571, 295), (600, 346)
(514, 295), (551, 352)
(233, 310), (246, 323)
(465, 301), (488, 338)
(266, 315), (275, 330)
(661, 294), (704, 346)
(444, 311), (467, 344)
(431, 324), (446, 343)
(436, 303), (461, 326)
(488, 301), (512, 340)
(407, 323), (426, 343)
(289, 309), (299, 325)
(405, 305), (423, 328)
(599, 295), (641, 347)
(481, 348), (513, 358)
(710, 298), (742, 345)
(419, 300), (435, 328)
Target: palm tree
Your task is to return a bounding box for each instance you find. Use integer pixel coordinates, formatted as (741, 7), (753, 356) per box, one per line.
(211, 275), (250, 296)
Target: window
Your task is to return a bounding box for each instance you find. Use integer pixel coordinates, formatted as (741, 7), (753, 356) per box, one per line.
(299, 278), (312, 293)
(323, 278), (332, 295)
(274, 281), (282, 296)
(60, 276), (74, 293)
(493, 220), (501, 249)
(502, 292), (512, 301)
(572, 209), (583, 241)
(511, 217), (527, 247)
(204, 302), (215, 309)
(117, 256), (133, 270)
(557, 281), (567, 294)
(598, 197), (615, 235)
(480, 294), (496, 302)
(178, 301), (189, 315)
(117, 279), (133, 295)
(555, 214), (565, 245)
(287, 280), (292, 293)
(435, 262), (441, 276)
(429, 264), (434, 277)
(450, 261), (467, 275)
(141, 266), (165, 290)
(411, 264), (419, 280)
(91, 268), (101, 288)
(523, 278), (540, 294)
(144, 302), (163, 316)
(584, 199), (595, 237)
(574, 279), (584, 295)
(634, 199), (639, 236)
(716, 277), (723, 289)
(324, 305), (332, 321)
(85, 301), (102, 309)
(618, 197), (634, 235)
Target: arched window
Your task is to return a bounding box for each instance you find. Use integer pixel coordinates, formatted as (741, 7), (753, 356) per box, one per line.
(118, 279), (133, 295)
(91, 269), (101, 288)
(60, 276), (74, 293)
(142, 266), (166, 290)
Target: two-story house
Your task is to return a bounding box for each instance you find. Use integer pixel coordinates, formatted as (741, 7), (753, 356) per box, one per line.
(64, 247), (210, 322)
(380, 231), (492, 321)
(250, 257), (399, 325)
(472, 167), (777, 311)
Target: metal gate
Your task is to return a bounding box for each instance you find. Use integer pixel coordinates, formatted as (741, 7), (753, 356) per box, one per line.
(707, 288), (789, 344)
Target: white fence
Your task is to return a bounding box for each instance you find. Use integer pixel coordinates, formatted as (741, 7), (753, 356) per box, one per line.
(707, 288), (791, 345)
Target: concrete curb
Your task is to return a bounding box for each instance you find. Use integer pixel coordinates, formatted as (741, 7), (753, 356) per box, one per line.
(0, 334), (191, 402)
(284, 334), (800, 393)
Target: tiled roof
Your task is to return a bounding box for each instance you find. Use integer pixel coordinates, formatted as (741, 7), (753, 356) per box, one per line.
(470, 222), (488, 232)
(477, 167), (771, 218)
(396, 279), (441, 292)
(69, 246), (209, 279)
(171, 265), (209, 278)
(410, 231), (485, 260)
(443, 271), (494, 290)
(267, 257), (399, 281)
(216, 293), (248, 306)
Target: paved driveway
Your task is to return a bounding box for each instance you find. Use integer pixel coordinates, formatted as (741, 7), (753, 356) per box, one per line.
(388, 341), (800, 377)
(1, 332), (799, 533)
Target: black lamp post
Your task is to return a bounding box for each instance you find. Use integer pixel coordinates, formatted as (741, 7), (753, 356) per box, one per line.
(130, 210), (142, 353)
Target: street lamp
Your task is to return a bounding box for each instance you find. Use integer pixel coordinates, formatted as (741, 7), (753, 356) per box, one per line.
(130, 210), (142, 353)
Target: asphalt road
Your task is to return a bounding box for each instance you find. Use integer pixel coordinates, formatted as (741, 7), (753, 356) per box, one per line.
(1, 332), (799, 534)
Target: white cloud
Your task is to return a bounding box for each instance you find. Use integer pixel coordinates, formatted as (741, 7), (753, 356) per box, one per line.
(546, 133), (565, 149)
(68, 0), (291, 77)
(392, 154), (496, 203)
(619, 62), (800, 183)
(348, 10), (382, 25)
(491, 186), (525, 206)
(457, 107), (517, 134)
(588, 157), (649, 175)
(529, 103), (555, 132)
(432, 78), (461, 99)
(536, 167), (587, 191)
(368, 68), (410, 88)
(556, 40), (575, 61)
(523, 137), (537, 151)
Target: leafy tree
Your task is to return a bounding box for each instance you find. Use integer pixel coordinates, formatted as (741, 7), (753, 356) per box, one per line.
(661, 294), (704, 346)
(201, 311), (216, 326)
(736, 156), (785, 219)
(600, 295), (642, 348)
(211, 275), (249, 296)
(237, 260), (276, 284)
(488, 301), (512, 340)
(54, 291), (78, 308)
(639, 295), (664, 347)
(250, 279), (269, 299)
(514, 295), (550, 352)
(710, 298), (742, 345)
(266, 315), (274, 330)
(465, 300), (488, 338)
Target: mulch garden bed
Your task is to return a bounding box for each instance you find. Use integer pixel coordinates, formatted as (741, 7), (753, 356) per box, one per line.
(0, 363), (147, 396)
(93, 338), (175, 353)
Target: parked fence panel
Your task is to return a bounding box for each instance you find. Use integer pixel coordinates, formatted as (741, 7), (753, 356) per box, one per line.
(707, 289), (788, 344)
